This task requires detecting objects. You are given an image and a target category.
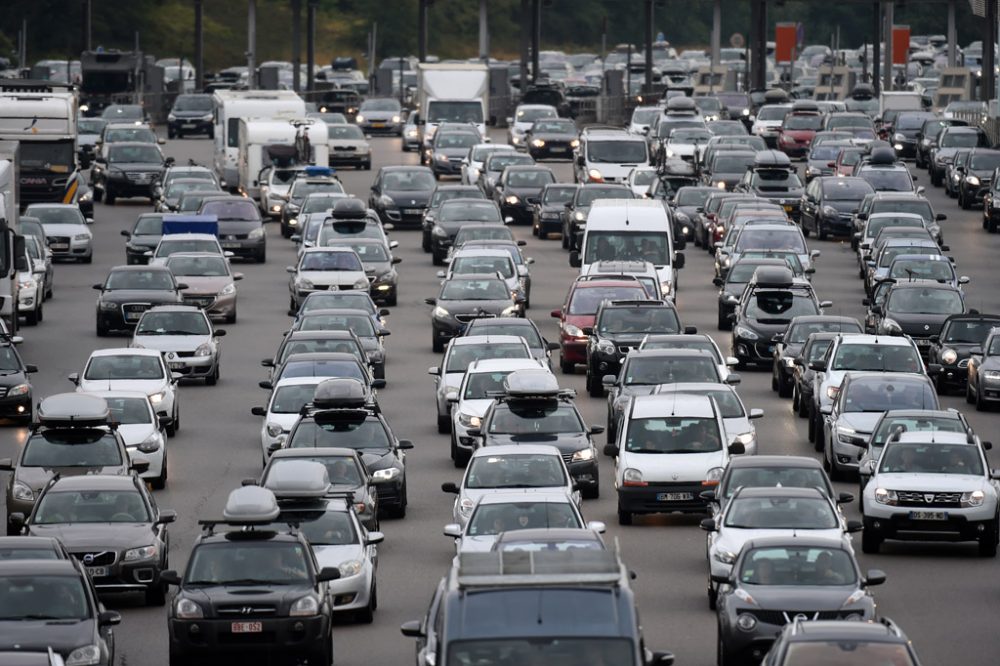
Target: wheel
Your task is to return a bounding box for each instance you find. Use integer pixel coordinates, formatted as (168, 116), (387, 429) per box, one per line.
(168, 129), (176, 139)
(432, 333), (444, 353)
(791, 383), (800, 414)
(437, 413), (451, 434)
(151, 456), (168, 490)
(976, 385), (988, 411)
(96, 321), (108, 337)
(587, 372), (603, 398)
(289, 296), (298, 315)
(861, 520), (882, 554)
(24, 307), (38, 326)
(422, 230), (432, 252)
(166, 416), (177, 438)
(225, 311), (237, 324)
(255, 249), (266, 263)
(960, 190), (970, 210)
(817, 219), (827, 241)
(432, 248), (445, 266)
(206, 364), (219, 386)
(561, 227), (570, 249)
(36, 303), (42, 323)
(979, 517), (999, 557)
(990, 218), (997, 234)
(717, 310), (730, 331)
(356, 584), (376, 623)
(771, 367), (779, 391)
(105, 188), (116, 205)
(802, 223), (811, 238)
(777, 372), (792, 398)
(807, 406), (817, 444)
(81, 254), (92, 264)
(560, 357), (574, 374)
(309, 640), (333, 666)
(617, 506), (632, 525)
(582, 482), (600, 500)
(930, 169), (941, 187)
(145, 581), (167, 606)
(708, 579), (717, 610)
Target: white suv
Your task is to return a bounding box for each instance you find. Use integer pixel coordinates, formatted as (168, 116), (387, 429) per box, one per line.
(862, 431), (1000, 557)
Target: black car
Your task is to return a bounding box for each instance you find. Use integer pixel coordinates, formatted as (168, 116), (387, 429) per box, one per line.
(93, 142), (170, 205)
(790, 332), (839, 418)
(914, 117), (967, 168)
(702, 150), (757, 191)
(800, 176), (875, 240)
(93, 265), (186, 336)
(0, 559), (120, 665)
(733, 151), (804, 221)
(282, 380), (414, 516)
(421, 185), (486, 252)
(494, 165), (555, 225)
(713, 258), (788, 330)
(163, 486), (338, 665)
(928, 313), (1000, 393)
(584, 299), (690, 397)
(167, 93), (214, 138)
(762, 617), (920, 665)
(369, 166), (436, 228)
(429, 199), (503, 265)
(16, 474), (175, 606)
(958, 148), (1000, 209)
(287, 309), (389, 380)
(427, 130), (481, 178)
(263, 331), (369, 378)
(425, 274), (523, 352)
(0, 339), (36, 423)
(561, 183), (633, 251)
(477, 152), (536, 199)
(155, 177), (222, 213)
(525, 118), (579, 160)
(874, 282), (967, 356)
(280, 171), (346, 237)
(670, 186), (717, 246)
(199, 196), (266, 262)
(890, 111), (935, 159)
(771, 315), (862, 397)
(531, 184), (577, 239)
(709, 454), (840, 514)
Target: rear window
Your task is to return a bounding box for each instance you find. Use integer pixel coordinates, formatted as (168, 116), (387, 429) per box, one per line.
(22, 432), (123, 467)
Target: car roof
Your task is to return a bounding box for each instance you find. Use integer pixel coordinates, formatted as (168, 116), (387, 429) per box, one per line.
(47, 474), (140, 492)
(269, 447), (361, 460)
(470, 443), (563, 457)
(143, 304), (206, 314)
(631, 393), (716, 418)
(273, 376), (327, 388)
(0, 560), (81, 576)
(893, 431), (971, 445)
(89, 347), (162, 358)
(301, 246), (357, 254)
(787, 619), (907, 640)
(282, 352), (360, 364)
(835, 333), (914, 347)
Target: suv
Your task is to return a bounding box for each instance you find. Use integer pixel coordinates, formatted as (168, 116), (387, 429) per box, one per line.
(762, 617), (921, 665)
(163, 486), (340, 664)
(872, 281), (968, 353)
(861, 431), (999, 556)
(0, 334), (36, 423)
(584, 299), (690, 397)
(733, 151), (804, 221)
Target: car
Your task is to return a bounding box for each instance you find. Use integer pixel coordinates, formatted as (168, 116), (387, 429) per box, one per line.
(17, 217), (53, 293)
(611, 393), (745, 524)
(803, 140), (853, 182)
(489, 526), (606, 552)
(369, 166), (437, 227)
(956, 148), (1000, 209)
(448, 226), (522, 258)
(494, 165), (556, 225)
(287, 246), (369, 312)
(402, 112), (421, 151)
(279, 168), (347, 236)
(655, 383), (761, 455)
(262, 461), (383, 622)
(462, 316), (557, 367)
(889, 111), (935, 158)
(0, 393), (137, 534)
(421, 185), (486, 252)
(0, 535), (72, 559)
(926, 314), (1000, 394)
(155, 177), (221, 213)
(477, 151), (536, 199)
(873, 282), (968, 351)
(667, 186), (716, 246)
(293, 290), (388, 330)
(15, 239), (44, 325)
(441, 248), (524, 306)
(425, 274), (524, 353)
(323, 237), (401, 306)
(92, 265), (186, 336)
(915, 116), (967, 168)
(864, 241), (945, 294)
(265, 356), (383, 413)
(714, 258), (788, 331)
(733, 151), (804, 220)
(561, 183), (636, 251)
(83, 390), (169, 489)
(262, 331), (369, 381)
(763, 617), (921, 666)
(427, 129), (481, 178)
(23, 203), (94, 263)
(148, 232), (230, 266)
(96, 122), (160, 152)
(637, 332), (739, 379)
(428, 198), (503, 265)
(929, 125), (990, 187)
(461, 143), (516, 186)
(197, 196), (267, 262)
(131, 305), (225, 385)
(581, 260), (663, 299)
(281, 379), (414, 517)
(771, 315), (862, 398)
(965, 326), (1000, 410)
(16, 474), (175, 605)
(166, 93), (214, 138)
(251, 376), (324, 465)
(93, 142), (169, 205)
(507, 103), (559, 149)
(853, 192), (944, 249)
(525, 117), (579, 160)
(77, 116), (108, 166)
(862, 431), (999, 556)
(289, 308), (389, 380)
(441, 444), (579, 526)
(257, 164), (306, 219)
(356, 97), (403, 135)
(800, 177), (875, 240)
(163, 486), (338, 665)
(164, 252), (242, 323)
(708, 455), (842, 517)
(718, 223), (817, 284)
(326, 123), (372, 170)
(716, 536), (883, 665)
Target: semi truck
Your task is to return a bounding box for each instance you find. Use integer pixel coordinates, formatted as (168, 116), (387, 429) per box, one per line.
(414, 63), (489, 154)
(0, 141), (26, 334)
(0, 80), (85, 211)
(79, 50), (144, 116)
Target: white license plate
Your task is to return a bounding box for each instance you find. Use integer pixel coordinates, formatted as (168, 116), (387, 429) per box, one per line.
(916, 339), (931, 346)
(657, 492), (693, 502)
(404, 208), (423, 215)
(50, 243), (68, 250)
(909, 511), (948, 521)
(551, 146), (568, 153)
(125, 313), (141, 321)
(231, 621), (263, 633)
(86, 566), (108, 578)
(221, 242), (241, 249)
(182, 122), (197, 128)
(169, 362), (185, 369)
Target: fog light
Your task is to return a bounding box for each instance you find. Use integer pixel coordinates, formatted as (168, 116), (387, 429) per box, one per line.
(16, 406), (24, 413)
(189, 624), (201, 634)
(334, 593), (357, 606)
(293, 621), (305, 632)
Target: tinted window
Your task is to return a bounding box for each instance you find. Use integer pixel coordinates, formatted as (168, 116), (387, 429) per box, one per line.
(186, 542), (310, 584)
(568, 285), (647, 315)
(288, 419), (391, 450)
(739, 546), (856, 586)
(34, 490), (150, 524)
(722, 466), (829, 498)
(0, 576), (89, 620)
(22, 432), (123, 467)
(725, 496), (838, 528)
(445, 343), (529, 373)
(466, 453), (567, 488)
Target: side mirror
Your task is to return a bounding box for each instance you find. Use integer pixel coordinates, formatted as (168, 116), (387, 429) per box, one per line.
(259, 380), (273, 390)
(550, 308), (562, 319)
(98, 610), (122, 627)
(727, 440), (745, 455)
(7, 512), (24, 531)
(724, 373), (741, 386)
(712, 277), (723, 287)
(586, 520), (606, 534)
(699, 518), (717, 532)
(0, 458), (13, 471)
(372, 379), (387, 389)
(465, 428), (481, 438)
(156, 509), (178, 524)
(602, 374), (617, 387)
(810, 249), (822, 259)
(214, 329), (227, 338)
(603, 442), (619, 456)
(316, 567), (342, 583)
(251, 406), (266, 417)
(648, 651), (675, 666)
(160, 570), (182, 586)
(809, 360), (827, 372)
(838, 492), (855, 504)
(428, 366), (440, 376)
(424, 297), (437, 306)
(67, 372), (80, 385)
(748, 408), (764, 420)
(926, 363), (942, 376)
(441, 481), (460, 494)
(397, 439), (414, 450)
(546, 341), (560, 351)
(24, 364), (37, 374)
(261, 359), (275, 367)
(366, 531), (385, 546)
(443, 523), (462, 538)
(588, 425), (605, 436)
(683, 325), (698, 335)
(120, 230), (132, 238)
(673, 251), (685, 269)
(92, 284), (103, 290)
(819, 300), (833, 308)
(846, 519), (864, 533)
(864, 569), (887, 587)
(400, 620), (425, 638)
(936, 213), (947, 221)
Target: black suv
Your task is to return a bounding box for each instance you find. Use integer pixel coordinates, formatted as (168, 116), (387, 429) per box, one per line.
(928, 313), (1000, 393)
(733, 151), (804, 221)
(584, 300), (690, 397)
(167, 93), (214, 138)
(0, 335), (36, 423)
(163, 486), (339, 665)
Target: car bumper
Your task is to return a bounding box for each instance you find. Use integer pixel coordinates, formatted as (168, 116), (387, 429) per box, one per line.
(431, 160), (464, 176)
(168, 616), (329, 656)
(380, 208), (425, 227)
(536, 216), (562, 234)
(372, 478), (405, 509)
(0, 391), (32, 418)
(733, 338), (775, 364)
(48, 241), (92, 260)
(329, 153), (370, 167)
(500, 203), (533, 223)
(938, 361), (969, 387)
(865, 509), (994, 542)
(164, 352), (217, 378)
(126, 445), (165, 480)
(617, 482), (711, 514)
(218, 238), (265, 259)
(75, 552), (165, 593)
(566, 459), (600, 490)
(559, 339), (588, 364)
(328, 570), (374, 612)
(182, 293), (237, 318)
(169, 119), (213, 134)
(588, 354), (623, 379)
(360, 121), (401, 134)
(528, 144), (575, 159)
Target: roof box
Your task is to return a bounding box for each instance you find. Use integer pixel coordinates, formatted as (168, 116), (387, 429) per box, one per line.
(868, 146), (897, 165)
(753, 150), (793, 169)
(503, 369), (560, 397)
(752, 265), (795, 288)
(263, 460), (331, 499)
(37, 393), (110, 428)
(223, 486), (280, 523)
(313, 378), (368, 409)
(330, 198), (367, 220)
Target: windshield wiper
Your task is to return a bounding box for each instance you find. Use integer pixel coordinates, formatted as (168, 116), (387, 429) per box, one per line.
(219, 578), (284, 586)
(626, 447), (668, 454)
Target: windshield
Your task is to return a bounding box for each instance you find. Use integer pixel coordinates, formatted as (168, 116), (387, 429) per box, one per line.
(723, 466), (829, 498)
(432, 189), (483, 207)
(155, 239), (219, 257)
(808, 145), (844, 161)
(831, 343), (922, 372)
(361, 99), (400, 112)
(887, 287), (963, 315)
(133, 215), (163, 236)
(318, 223), (382, 244)
(383, 170), (435, 191)
(300, 251), (362, 272)
(449, 639), (631, 666)
(445, 343), (529, 373)
(807, 339), (833, 362)
(427, 100), (483, 124)
(328, 125), (364, 140)
(185, 542), (310, 585)
(784, 115), (823, 130)
(506, 170), (554, 188)
(299, 314), (374, 336)
(532, 120), (575, 133)
(942, 319), (998, 344)
(583, 231), (669, 265)
(108, 144), (162, 164)
(136, 311), (209, 336)
(827, 116), (873, 130)
(452, 256), (514, 279)
(279, 360), (365, 382)
(787, 321), (860, 344)
(19, 142), (75, 172)
(487, 403), (584, 436)
(783, 642), (914, 666)
(624, 416), (722, 453)
(463, 370), (518, 399)
(268, 510), (358, 546)
(880, 442), (983, 475)
(288, 419), (391, 451)
(105, 127), (156, 143)
(22, 432), (123, 467)
(0, 346), (20, 373)
(84, 354), (164, 380)
(439, 203), (501, 223)
(757, 106), (789, 121)
(970, 153), (1000, 170)
(860, 169), (912, 192)
(466, 453), (567, 489)
(277, 339), (362, 363)
(735, 229), (805, 253)
(586, 140), (647, 164)
(568, 285), (647, 315)
(166, 255), (228, 277)
(888, 258), (952, 281)
(455, 228), (514, 246)
(624, 356), (720, 384)
(79, 118), (107, 134)
(941, 131), (986, 148)
(440, 278), (508, 301)
(725, 495), (838, 529)
(172, 94), (212, 111)
(676, 188), (712, 207)
(166, 181), (218, 198)
(302, 195), (347, 213)
(598, 307), (679, 334)
(825, 179), (874, 200)
(27, 206), (84, 226)
(872, 416), (966, 447)
(516, 107), (557, 122)
(746, 292), (819, 322)
(467, 502), (581, 535)
(842, 378), (936, 413)
(670, 129), (713, 143)
(34, 490), (149, 524)
(738, 546), (856, 586)
(0, 576), (89, 620)
(487, 154), (534, 172)
(632, 108), (659, 125)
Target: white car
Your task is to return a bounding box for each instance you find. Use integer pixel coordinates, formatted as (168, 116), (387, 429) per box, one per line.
(442, 444), (579, 527)
(16, 244), (44, 326)
(750, 104), (791, 145)
(450, 358), (547, 466)
(664, 127), (714, 161)
(327, 124), (372, 170)
(654, 383), (762, 455)
(251, 376), (325, 466)
(702, 486), (858, 607)
(86, 390), (169, 489)
(288, 246), (369, 311)
(507, 104), (558, 150)
(625, 166), (659, 198)
(131, 305), (225, 384)
(462, 143), (515, 186)
(443, 490), (598, 554)
(148, 233), (230, 266)
(259, 165), (304, 218)
(70, 348), (181, 437)
(627, 106), (660, 135)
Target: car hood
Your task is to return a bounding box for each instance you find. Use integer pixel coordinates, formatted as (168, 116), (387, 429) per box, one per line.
(117, 423), (159, 446)
(506, 186), (546, 201)
(872, 472), (988, 492)
(98, 289), (181, 304)
(835, 412), (882, 435)
(781, 342), (805, 359)
(435, 147), (469, 158)
(485, 432), (588, 454)
(438, 300), (513, 315)
(968, 168), (994, 179)
(385, 191), (431, 207)
(130, 233), (162, 247)
(0, 620), (96, 652)
(27, 522), (154, 551)
(361, 111), (398, 121)
(107, 162), (163, 173)
(457, 534), (500, 553)
(455, 398), (493, 418)
(744, 319), (793, 337)
(722, 416), (753, 440)
(329, 139), (369, 149)
(825, 199), (862, 213)
(885, 311), (952, 336)
(313, 543), (365, 569)
(977, 356), (1000, 371)
(40, 224), (89, 237)
(134, 334), (212, 353)
(180, 276), (233, 294)
(298, 269), (367, 286)
(733, 585), (863, 611)
(618, 449), (727, 483)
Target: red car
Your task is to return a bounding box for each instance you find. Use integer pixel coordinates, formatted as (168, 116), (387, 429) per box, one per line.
(832, 146), (865, 177)
(778, 111), (824, 158)
(551, 278), (649, 374)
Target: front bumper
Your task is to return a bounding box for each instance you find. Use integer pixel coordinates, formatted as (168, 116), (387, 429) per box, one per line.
(567, 459), (600, 491)
(0, 390), (32, 418)
(328, 570), (374, 612)
(431, 159), (464, 176)
(379, 206), (425, 228)
(865, 507), (994, 542)
(536, 214), (562, 234)
(329, 151), (371, 167)
(163, 351), (217, 379)
(105, 177), (156, 198)
(559, 338), (588, 364)
(733, 336), (775, 364)
(617, 482), (711, 514)
(528, 143), (575, 159)
(125, 244), (155, 265)
(499, 202), (533, 224)
(72, 550), (165, 593)
(182, 292), (237, 318)
(169, 118), (213, 135)
(372, 478), (405, 510)
(168, 615), (329, 656)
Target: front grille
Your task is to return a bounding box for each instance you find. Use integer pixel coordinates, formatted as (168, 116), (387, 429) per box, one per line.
(126, 172), (154, 183)
(122, 303), (151, 322)
(47, 236), (70, 245)
(456, 313), (496, 323)
(748, 610), (853, 625)
(21, 178), (69, 206)
(0, 387), (9, 399)
(561, 452), (574, 465)
(217, 604), (278, 618)
(897, 491), (963, 508)
(218, 632), (277, 645)
(72, 551), (117, 567)
(221, 234), (248, 241)
(333, 146), (357, 152)
(182, 295), (214, 308)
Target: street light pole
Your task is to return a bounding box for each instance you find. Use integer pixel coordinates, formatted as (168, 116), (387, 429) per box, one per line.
(194, 0), (204, 91)
(306, 0), (317, 92)
(247, 0), (257, 90)
(644, 0), (654, 93)
(292, 0), (302, 93)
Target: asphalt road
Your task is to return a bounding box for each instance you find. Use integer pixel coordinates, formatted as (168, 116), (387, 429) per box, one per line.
(4, 128), (1000, 666)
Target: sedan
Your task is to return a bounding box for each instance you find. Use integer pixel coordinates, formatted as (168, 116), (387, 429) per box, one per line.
(164, 252), (242, 323)
(425, 275), (524, 353)
(368, 166), (437, 227)
(24, 204), (94, 263)
(93, 265), (186, 336)
(131, 305), (225, 385)
(525, 118), (579, 160)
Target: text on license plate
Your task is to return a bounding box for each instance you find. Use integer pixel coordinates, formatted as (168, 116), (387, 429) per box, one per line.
(910, 511), (948, 521)
(169, 362), (185, 369)
(404, 208), (423, 215)
(231, 621), (263, 633)
(50, 244), (69, 250)
(86, 566), (108, 578)
(657, 492), (693, 501)
(221, 242), (241, 249)
(551, 146), (568, 152)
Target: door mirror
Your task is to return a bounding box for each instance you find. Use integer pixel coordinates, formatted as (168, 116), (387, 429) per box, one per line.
(366, 531), (385, 546)
(588, 425), (605, 436)
(837, 492), (855, 504)
(372, 379), (387, 389)
(400, 620), (425, 638)
(156, 509), (178, 524)
(160, 570), (182, 586)
(748, 408), (764, 420)
(443, 523), (462, 538)
(846, 519), (863, 533)
(397, 439), (415, 450)
(316, 567), (342, 583)
(700, 518), (717, 532)
(98, 610), (122, 627)
(586, 520), (606, 534)
(23, 364), (37, 374)
(864, 569), (887, 587)
(259, 380), (273, 390)
(441, 482), (460, 494)
(673, 251), (685, 269)
(809, 360), (827, 372)
(602, 374), (617, 387)
(724, 373), (741, 386)
(728, 440), (745, 455)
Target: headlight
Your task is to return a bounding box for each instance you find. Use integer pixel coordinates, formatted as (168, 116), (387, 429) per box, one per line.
(574, 211), (586, 221)
(379, 194), (395, 207)
(7, 384), (29, 397)
(266, 422), (284, 437)
(220, 282), (237, 296)
(713, 549), (736, 564)
(783, 357), (795, 367)
(562, 323), (584, 337)
(622, 467), (645, 485)
(79, 190), (93, 203)
(822, 205), (839, 218)
(741, 108), (750, 116)
(353, 278), (370, 289)
(175, 597), (203, 619)
(18, 278), (36, 290)
(168, 113), (177, 121)
(501, 305), (520, 317)
(73, 234), (90, 242)
(734, 325), (759, 341)
(874, 488), (898, 505)
(296, 278), (314, 290)
(149, 391), (166, 404)
(432, 226), (448, 237)
(511, 136), (521, 144)
(355, 115), (365, 123)
(705, 466), (724, 484)
(984, 370), (1000, 381)
(596, 339), (615, 354)
(372, 467), (401, 482)
(893, 133), (905, 142)
(967, 175), (981, 186)
(881, 318), (902, 335)
(961, 490), (986, 507)
(941, 348), (958, 364)
(286, 203), (300, 213)
(570, 139), (580, 148)
(735, 613), (757, 632)
(587, 168), (603, 181)
(531, 139), (545, 148)
(201, 113), (213, 121)
(458, 413), (481, 428)
(123, 544), (158, 562)
(505, 195), (520, 205)
(195, 343), (213, 357)
(572, 447), (595, 462)
(66, 645), (101, 666)
(392, 115), (401, 123)
(406, 129), (419, 138)
(826, 385), (840, 400)
(735, 432), (755, 446)
(11, 481), (34, 501)
(666, 149), (675, 157)
(435, 153), (449, 163)
(137, 431), (162, 453)
(337, 559), (363, 578)
(248, 226), (265, 239)
(660, 280), (672, 295)
(290, 595), (320, 617)
(432, 305), (450, 318)
(716, 180), (726, 189)
(459, 497), (475, 515)
(99, 301), (118, 311)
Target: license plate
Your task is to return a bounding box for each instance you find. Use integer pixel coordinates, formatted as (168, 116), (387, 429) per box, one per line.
(657, 492), (693, 501)
(50, 243), (68, 250)
(371, 123), (385, 128)
(404, 208), (423, 215)
(231, 621), (263, 633)
(916, 339), (931, 346)
(86, 566), (108, 578)
(909, 511), (948, 521)
(182, 122), (197, 128)
(783, 205), (793, 212)
(125, 313), (141, 321)
(551, 146), (568, 153)
(221, 242), (241, 249)
(169, 362), (185, 369)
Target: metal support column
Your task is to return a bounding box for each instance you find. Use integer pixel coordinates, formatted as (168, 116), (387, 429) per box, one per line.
(872, 1), (881, 96)
(644, 0), (654, 92)
(749, 0), (767, 90)
(519, 0), (529, 89)
(418, 0), (428, 63)
(984, 0), (997, 101)
(478, 0), (489, 62)
(882, 0), (893, 92)
(292, 0), (302, 93)
(531, 0), (540, 84)
(947, 0), (957, 68)
(306, 0), (317, 92)
(194, 0), (204, 91)
(82, 0), (92, 52)
(247, 0), (257, 90)
(711, 0), (721, 73)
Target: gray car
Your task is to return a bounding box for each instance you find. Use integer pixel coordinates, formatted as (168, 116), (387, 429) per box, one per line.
(425, 274), (524, 353)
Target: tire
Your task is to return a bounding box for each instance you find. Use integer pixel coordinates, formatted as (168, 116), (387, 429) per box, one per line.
(36, 303), (42, 323)
(560, 357), (574, 374)
(807, 406), (817, 443)
(771, 367), (779, 392)
(437, 413), (451, 434)
(206, 364), (219, 386)
(166, 417), (177, 438)
(960, 190), (970, 210)
(432, 248), (445, 266)
(930, 169), (941, 187)
(582, 483), (600, 500)
(587, 371), (603, 398)
(255, 249), (266, 263)
(25, 307), (38, 326)
(225, 311), (237, 324)
(717, 310), (730, 331)
(861, 521), (882, 554)
(105, 188), (116, 205)
(561, 227), (570, 249)
(81, 254), (92, 264)
(145, 581), (167, 606)
(356, 584), (376, 623)
(817, 219), (827, 241)
(96, 321), (108, 337)
(979, 517), (999, 557)
(422, 231), (431, 252)
(432, 332), (444, 353)
(967, 380), (976, 404)
(791, 383), (800, 414)
(151, 461), (168, 490)
(801, 224), (810, 238)
(617, 506), (632, 525)
(777, 372), (792, 398)
(990, 218), (997, 234)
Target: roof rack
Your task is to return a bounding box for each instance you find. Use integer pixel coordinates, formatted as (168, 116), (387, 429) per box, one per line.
(453, 550), (625, 588)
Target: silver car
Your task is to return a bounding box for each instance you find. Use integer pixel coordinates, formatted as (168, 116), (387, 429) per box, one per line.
(654, 383), (763, 455)
(131, 305), (225, 384)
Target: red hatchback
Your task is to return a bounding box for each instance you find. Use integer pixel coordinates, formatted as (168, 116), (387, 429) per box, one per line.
(778, 112), (824, 158)
(551, 278), (649, 374)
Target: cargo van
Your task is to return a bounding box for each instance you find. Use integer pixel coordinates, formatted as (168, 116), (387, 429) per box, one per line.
(570, 199), (685, 301)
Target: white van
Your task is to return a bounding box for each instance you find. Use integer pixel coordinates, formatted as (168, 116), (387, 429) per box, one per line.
(236, 118), (329, 200)
(570, 199), (685, 301)
(212, 89), (306, 188)
(573, 128), (650, 184)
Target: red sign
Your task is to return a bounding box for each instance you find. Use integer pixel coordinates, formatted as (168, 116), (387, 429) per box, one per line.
(775, 23), (798, 63)
(892, 25), (910, 65)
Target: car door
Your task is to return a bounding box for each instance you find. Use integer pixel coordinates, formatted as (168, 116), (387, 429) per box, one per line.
(801, 179), (820, 232)
(368, 170), (383, 208)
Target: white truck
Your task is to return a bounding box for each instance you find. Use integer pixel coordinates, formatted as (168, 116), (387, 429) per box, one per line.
(415, 63), (489, 154)
(0, 141), (24, 334)
(236, 118), (329, 201)
(212, 89), (306, 189)
(879, 91), (922, 117)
